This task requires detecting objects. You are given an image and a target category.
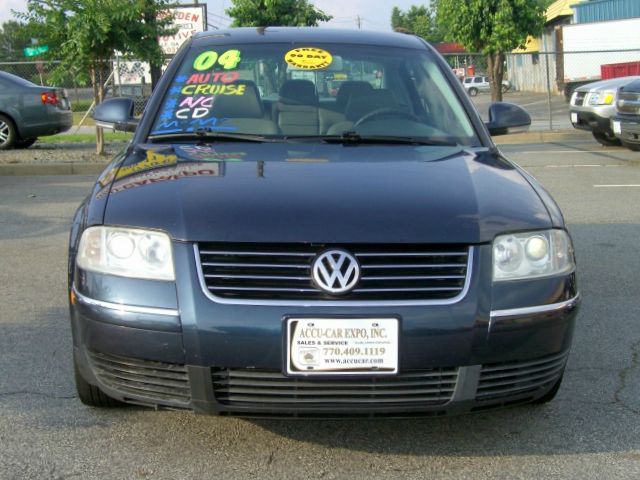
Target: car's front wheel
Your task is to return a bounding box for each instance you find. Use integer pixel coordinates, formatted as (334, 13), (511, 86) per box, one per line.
(74, 356), (123, 407)
(468, 87), (478, 97)
(0, 114), (17, 150)
(592, 130), (621, 147)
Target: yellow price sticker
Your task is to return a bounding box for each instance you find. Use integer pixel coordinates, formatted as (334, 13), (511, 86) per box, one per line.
(284, 47), (333, 70)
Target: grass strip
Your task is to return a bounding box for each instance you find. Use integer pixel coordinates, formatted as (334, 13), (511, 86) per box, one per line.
(37, 132), (133, 144)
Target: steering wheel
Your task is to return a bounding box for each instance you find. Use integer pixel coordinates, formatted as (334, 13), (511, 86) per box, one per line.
(353, 108), (421, 128)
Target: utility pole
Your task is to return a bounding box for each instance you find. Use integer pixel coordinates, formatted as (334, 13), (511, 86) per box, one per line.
(356, 15), (361, 29)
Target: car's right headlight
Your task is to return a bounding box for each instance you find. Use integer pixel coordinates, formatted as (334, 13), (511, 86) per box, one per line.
(587, 90), (615, 106)
(493, 229), (575, 281)
(76, 226), (175, 281)
(570, 91), (579, 105)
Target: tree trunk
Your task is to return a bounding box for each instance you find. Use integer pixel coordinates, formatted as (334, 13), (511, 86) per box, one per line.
(91, 65), (105, 155)
(150, 64), (162, 91)
(487, 52), (505, 102)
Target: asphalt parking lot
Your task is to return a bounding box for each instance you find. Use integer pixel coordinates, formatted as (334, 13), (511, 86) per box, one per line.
(1, 140), (640, 479)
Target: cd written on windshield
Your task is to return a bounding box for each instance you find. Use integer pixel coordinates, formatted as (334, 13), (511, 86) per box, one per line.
(284, 47), (333, 70)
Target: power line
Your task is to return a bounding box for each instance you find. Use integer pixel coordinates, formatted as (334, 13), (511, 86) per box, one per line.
(207, 11), (233, 22)
(207, 14), (231, 27)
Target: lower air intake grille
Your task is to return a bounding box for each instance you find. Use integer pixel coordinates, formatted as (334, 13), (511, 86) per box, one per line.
(476, 351), (568, 401)
(212, 369), (458, 406)
(88, 350), (190, 407)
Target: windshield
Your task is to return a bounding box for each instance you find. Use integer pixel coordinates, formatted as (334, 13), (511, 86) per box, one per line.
(150, 42), (479, 146)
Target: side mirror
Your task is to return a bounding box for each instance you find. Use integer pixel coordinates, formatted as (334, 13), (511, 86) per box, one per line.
(485, 102), (531, 136)
(92, 98), (138, 133)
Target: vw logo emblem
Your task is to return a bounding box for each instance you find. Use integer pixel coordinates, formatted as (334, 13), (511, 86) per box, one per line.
(312, 250), (360, 294)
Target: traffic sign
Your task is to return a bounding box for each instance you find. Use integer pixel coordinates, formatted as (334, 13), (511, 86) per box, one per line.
(23, 45), (49, 57)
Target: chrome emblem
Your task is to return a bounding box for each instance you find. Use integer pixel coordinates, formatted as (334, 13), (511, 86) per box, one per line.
(312, 250), (360, 294)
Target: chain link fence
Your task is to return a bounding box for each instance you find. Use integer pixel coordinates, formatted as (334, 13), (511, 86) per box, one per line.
(3, 51), (640, 131)
(443, 50), (640, 130)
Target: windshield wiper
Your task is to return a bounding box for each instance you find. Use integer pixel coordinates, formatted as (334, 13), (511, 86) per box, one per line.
(148, 129), (280, 143)
(284, 131), (459, 146)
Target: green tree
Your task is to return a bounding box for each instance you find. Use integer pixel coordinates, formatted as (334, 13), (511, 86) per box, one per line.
(436, 0), (546, 101)
(226, 0), (332, 27)
(16, 0), (176, 154)
(390, 5), (444, 43)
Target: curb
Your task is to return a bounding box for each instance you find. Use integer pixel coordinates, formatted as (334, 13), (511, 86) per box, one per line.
(0, 163), (107, 176)
(493, 130), (592, 145)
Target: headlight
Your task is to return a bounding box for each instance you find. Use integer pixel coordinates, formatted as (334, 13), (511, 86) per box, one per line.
(493, 229), (575, 281)
(588, 91), (615, 106)
(570, 91), (578, 105)
(76, 226), (175, 281)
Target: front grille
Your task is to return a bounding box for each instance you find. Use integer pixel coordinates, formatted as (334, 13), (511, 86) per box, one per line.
(573, 91), (586, 106)
(196, 243), (471, 302)
(212, 369), (458, 407)
(87, 350), (191, 407)
(476, 351), (568, 401)
(617, 91), (640, 114)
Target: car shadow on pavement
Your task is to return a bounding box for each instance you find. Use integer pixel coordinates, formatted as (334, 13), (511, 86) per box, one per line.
(246, 399), (634, 456)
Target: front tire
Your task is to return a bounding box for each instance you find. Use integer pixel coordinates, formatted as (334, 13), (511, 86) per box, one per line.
(0, 114), (17, 150)
(74, 355), (123, 407)
(592, 130), (621, 147)
(468, 87), (478, 97)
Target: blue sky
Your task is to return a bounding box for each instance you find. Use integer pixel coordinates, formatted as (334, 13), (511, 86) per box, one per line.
(2, 0), (430, 32)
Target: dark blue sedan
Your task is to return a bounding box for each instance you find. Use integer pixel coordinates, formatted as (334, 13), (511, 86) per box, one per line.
(69, 28), (579, 417)
(0, 70), (72, 149)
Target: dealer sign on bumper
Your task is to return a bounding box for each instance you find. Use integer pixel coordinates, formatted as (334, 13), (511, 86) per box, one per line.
(286, 318), (399, 375)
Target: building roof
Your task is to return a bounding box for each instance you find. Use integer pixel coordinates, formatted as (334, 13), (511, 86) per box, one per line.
(514, 37), (541, 54)
(546, 0), (587, 23)
(573, 0), (640, 24)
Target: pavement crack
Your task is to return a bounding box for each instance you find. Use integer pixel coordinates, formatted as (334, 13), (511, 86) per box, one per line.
(613, 337), (640, 416)
(0, 390), (77, 400)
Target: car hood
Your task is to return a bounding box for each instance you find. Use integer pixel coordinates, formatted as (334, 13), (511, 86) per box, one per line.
(100, 143), (551, 244)
(577, 75), (640, 92)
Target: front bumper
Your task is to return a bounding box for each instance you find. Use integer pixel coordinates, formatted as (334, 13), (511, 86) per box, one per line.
(21, 108), (73, 138)
(611, 116), (640, 146)
(70, 242), (579, 417)
(569, 106), (614, 133)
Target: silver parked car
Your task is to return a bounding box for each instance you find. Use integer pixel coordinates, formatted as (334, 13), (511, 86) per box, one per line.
(462, 76), (511, 96)
(569, 76), (640, 146)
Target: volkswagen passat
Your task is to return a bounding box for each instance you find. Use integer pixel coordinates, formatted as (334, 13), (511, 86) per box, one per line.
(69, 28), (579, 417)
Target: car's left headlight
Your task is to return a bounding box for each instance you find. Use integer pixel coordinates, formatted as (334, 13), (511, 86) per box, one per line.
(76, 226), (175, 281)
(587, 91), (615, 106)
(493, 229), (575, 281)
